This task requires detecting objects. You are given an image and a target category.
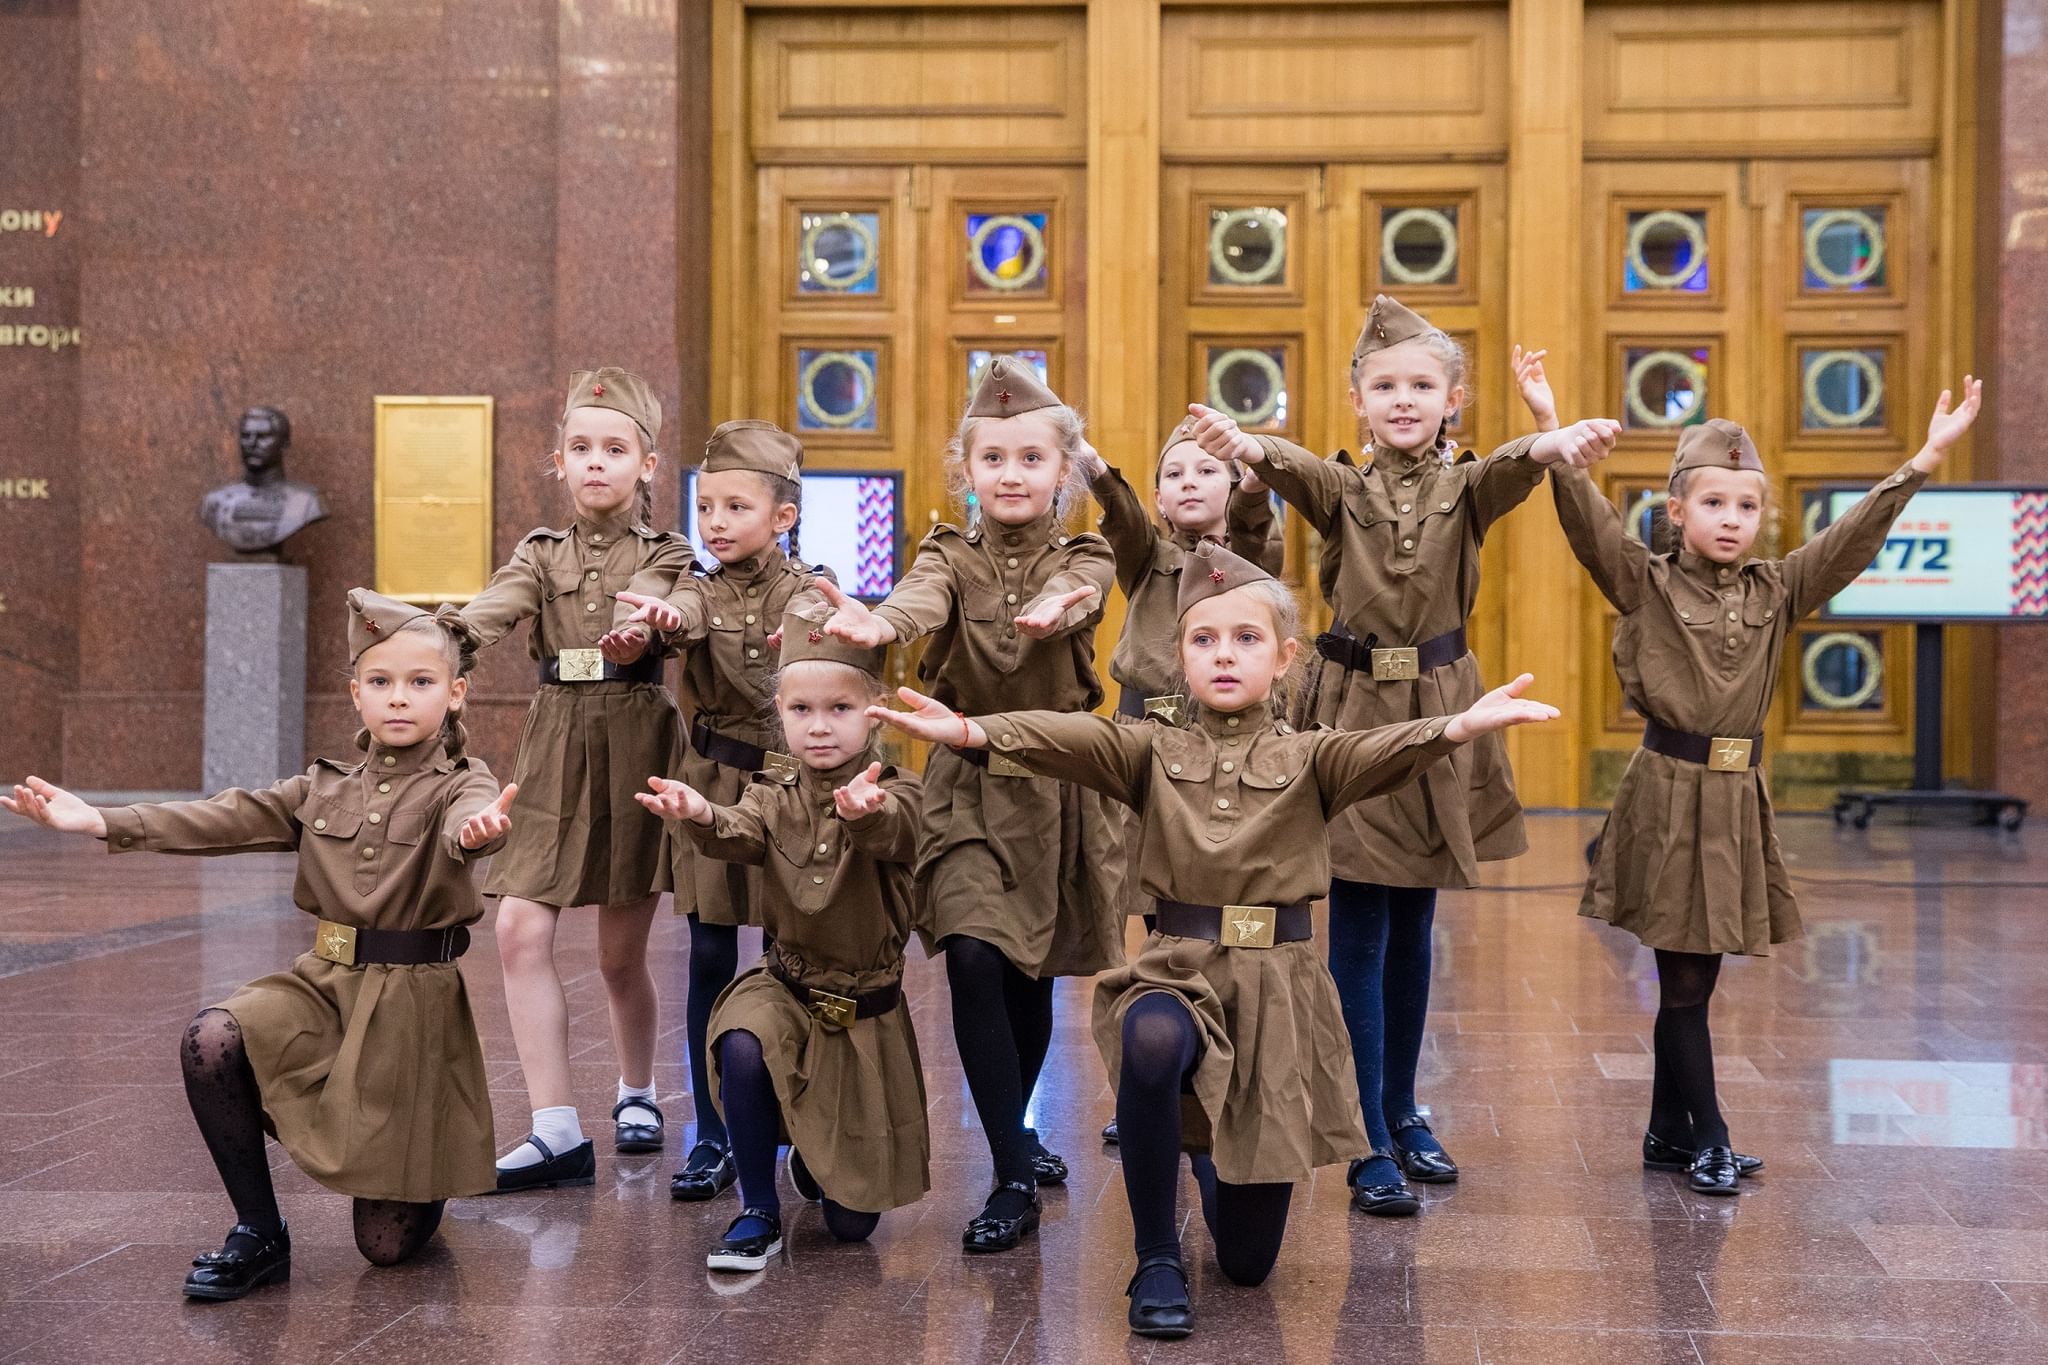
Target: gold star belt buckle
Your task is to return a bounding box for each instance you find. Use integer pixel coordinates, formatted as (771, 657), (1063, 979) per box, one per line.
(1223, 905), (1277, 950)
(762, 751), (800, 782)
(1708, 736), (1754, 772)
(1143, 693), (1188, 726)
(556, 647), (604, 682)
(807, 990), (858, 1027)
(1370, 647), (1420, 682)
(314, 920), (358, 967)
(986, 752), (1033, 779)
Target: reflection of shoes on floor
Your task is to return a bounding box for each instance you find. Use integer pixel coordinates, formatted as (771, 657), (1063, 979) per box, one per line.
(490, 1134), (596, 1194)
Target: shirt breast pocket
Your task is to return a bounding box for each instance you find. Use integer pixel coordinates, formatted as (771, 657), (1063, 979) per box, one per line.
(386, 807), (434, 847)
(960, 579), (1004, 623)
(299, 795), (362, 841)
(544, 568), (591, 603)
(1236, 748), (1311, 794)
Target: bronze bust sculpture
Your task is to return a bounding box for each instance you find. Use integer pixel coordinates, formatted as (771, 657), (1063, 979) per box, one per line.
(200, 406), (329, 553)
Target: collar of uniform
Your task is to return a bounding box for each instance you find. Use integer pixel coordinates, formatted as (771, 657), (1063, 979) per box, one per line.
(575, 507), (637, 546)
(1675, 548), (1747, 587)
(1169, 527), (1224, 554)
(1370, 441), (1436, 476)
(713, 545), (785, 583)
(798, 746), (882, 799)
(1194, 700), (1273, 738)
(990, 509), (1062, 551)
(364, 733), (452, 776)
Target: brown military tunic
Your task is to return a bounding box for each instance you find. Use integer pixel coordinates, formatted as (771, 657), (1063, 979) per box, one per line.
(1552, 460), (1929, 955)
(1091, 463), (1286, 918)
(972, 702), (1459, 1185)
(457, 507), (689, 907)
(693, 746), (928, 1213)
(1253, 434), (1543, 888)
(653, 549), (822, 925)
(872, 511), (1124, 977)
(97, 735), (503, 1202)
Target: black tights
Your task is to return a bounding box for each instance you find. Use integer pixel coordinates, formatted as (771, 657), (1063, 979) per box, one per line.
(717, 1030), (879, 1242)
(1116, 994), (1293, 1289)
(944, 935), (1054, 1195)
(1649, 950), (1728, 1150)
(182, 1009), (442, 1266)
(685, 913), (741, 1145)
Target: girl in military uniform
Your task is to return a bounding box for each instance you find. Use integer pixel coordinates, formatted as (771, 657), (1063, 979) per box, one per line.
(1548, 377), (1982, 1193)
(637, 595), (927, 1271)
(4, 590), (512, 1299)
(872, 542), (1559, 1337)
(817, 355), (1122, 1252)
(458, 368), (691, 1191)
(609, 420), (821, 1202)
(1186, 297), (1619, 1215)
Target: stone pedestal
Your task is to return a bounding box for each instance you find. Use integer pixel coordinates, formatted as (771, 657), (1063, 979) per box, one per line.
(203, 562), (307, 793)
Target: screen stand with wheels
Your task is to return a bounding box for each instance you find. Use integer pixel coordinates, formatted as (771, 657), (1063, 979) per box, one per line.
(1831, 623), (2028, 832)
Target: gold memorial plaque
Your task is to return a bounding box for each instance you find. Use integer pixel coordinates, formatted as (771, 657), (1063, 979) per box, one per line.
(374, 396), (495, 603)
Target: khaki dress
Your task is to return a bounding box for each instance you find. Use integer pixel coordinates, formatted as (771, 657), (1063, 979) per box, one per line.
(1091, 465), (1286, 918)
(1254, 435), (1543, 888)
(458, 508), (689, 907)
(694, 749), (928, 1213)
(971, 702), (1460, 1185)
(1552, 461), (1929, 955)
(98, 736), (504, 1202)
(873, 511), (1124, 978)
(654, 549), (822, 926)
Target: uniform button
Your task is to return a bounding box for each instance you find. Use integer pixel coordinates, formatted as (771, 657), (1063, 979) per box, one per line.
(1005, 593), (1018, 605)
(817, 842), (830, 854)
(585, 601), (598, 612)
(1764, 611), (1774, 621)
(746, 586), (759, 597)
(812, 874), (825, 885)
(377, 782), (390, 794)
(367, 812), (381, 825)
(313, 818), (328, 831)
(1221, 760), (1235, 773)
(1402, 539), (1414, 550)
(361, 847), (376, 860)
(1401, 477), (1413, 487)
(1726, 637), (1737, 648)
(1439, 501), (1452, 511)
(747, 647), (760, 659)
(1680, 610), (1692, 620)
(1727, 611), (1737, 621)
(712, 616), (723, 627)
(1225, 716), (1240, 728)
(1401, 503), (1412, 513)
(1007, 557), (1019, 568)
(1058, 536), (1069, 546)
(1275, 773), (1288, 784)
(586, 569), (598, 581)
(1169, 763), (1183, 775)
(745, 614), (756, 624)
(1216, 798), (1230, 810)
(591, 536), (605, 546)
(382, 756), (397, 767)
(119, 836), (133, 847)
(1225, 737), (1240, 747)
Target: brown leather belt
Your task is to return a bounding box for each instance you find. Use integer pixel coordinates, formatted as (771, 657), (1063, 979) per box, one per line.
(538, 650), (665, 685)
(767, 957), (902, 1026)
(1315, 624), (1468, 681)
(692, 718), (796, 778)
(313, 920), (470, 968)
(1154, 899), (1313, 950)
(1642, 720), (1762, 772)
(1117, 686), (1188, 725)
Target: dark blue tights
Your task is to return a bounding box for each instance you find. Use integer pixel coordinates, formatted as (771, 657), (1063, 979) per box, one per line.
(685, 914), (739, 1145)
(1327, 880), (1440, 1187)
(717, 1030), (880, 1243)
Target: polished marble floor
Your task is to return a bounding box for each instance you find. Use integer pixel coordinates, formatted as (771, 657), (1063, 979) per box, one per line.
(1, 811), (2045, 1363)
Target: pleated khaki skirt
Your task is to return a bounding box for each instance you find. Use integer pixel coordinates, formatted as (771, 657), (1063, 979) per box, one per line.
(484, 681), (682, 907)
(706, 960), (929, 1214)
(916, 745), (1125, 979)
(1092, 932), (1368, 1187)
(218, 955), (496, 1203)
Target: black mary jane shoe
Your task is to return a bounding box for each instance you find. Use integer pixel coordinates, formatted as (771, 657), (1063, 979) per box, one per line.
(1390, 1114), (1459, 1184)
(962, 1180), (1041, 1254)
(1101, 1119), (1120, 1146)
(1642, 1131), (1763, 1178)
(1348, 1156), (1421, 1217)
(1126, 1254), (1195, 1340)
(706, 1208), (784, 1273)
(788, 1148), (822, 1203)
(1022, 1127), (1068, 1186)
(183, 1221), (291, 1302)
(492, 1133), (597, 1194)
(1687, 1145), (1741, 1196)
(612, 1097), (665, 1154)
(670, 1139), (738, 1202)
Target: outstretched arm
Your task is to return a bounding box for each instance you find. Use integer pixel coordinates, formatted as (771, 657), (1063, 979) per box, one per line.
(1549, 464), (1652, 615)
(1187, 402), (1351, 535)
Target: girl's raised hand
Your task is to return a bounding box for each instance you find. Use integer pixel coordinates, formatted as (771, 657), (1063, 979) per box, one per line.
(1533, 418), (1622, 470)
(1, 777), (106, 838)
(832, 761), (889, 820)
(817, 578), (895, 648)
(1014, 585), (1097, 639)
(635, 775), (712, 825)
(1914, 375), (1984, 472)
(616, 591), (684, 635)
(867, 687), (987, 749)
(1073, 436), (1108, 482)
(1511, 345), (1559, 432)
(1444, 673), (1561, 743)
(1238, 463), (1268, 496)
(1186, 403), (1264, 465)
(459, 783), (517, 850)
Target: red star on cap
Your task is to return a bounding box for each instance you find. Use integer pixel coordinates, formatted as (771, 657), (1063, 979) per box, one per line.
(364, 618), (381, 633)
(806, 629), (823, 644)
(996, 388), (1013, 407)
(592, 382), (605, 397)
(1209, 568), (1226, 583)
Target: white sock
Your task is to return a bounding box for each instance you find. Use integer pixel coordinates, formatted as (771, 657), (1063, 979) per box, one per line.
(497, 1105), (585, 1170)
(616, 1079), (658, 1121)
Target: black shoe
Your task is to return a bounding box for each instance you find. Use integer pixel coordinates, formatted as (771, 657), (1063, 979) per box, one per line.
(1101, 1119), (1120, 1146)
(1125, 1253), (1194, 1339)
(1348, 1155), (1420, 1217)
(670, 1139), (737, 1202)
(183, 1221), (291, 1301)
(706, 1208), (783, 1273)
(788, 1148), (822, 1203)
(612, 1097), (665, 1154)
(491, 1134), (597, 1194)
(962, 1180), (1041, 1253)
(1642, 1131), (1763, 1178)
(1687, 1145), (1741, 1196)
(1022, 1127), (1068, 1186)
(1390, 1114), (1459, 1184)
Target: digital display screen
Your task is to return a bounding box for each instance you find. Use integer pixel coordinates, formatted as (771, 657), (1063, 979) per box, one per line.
(1819, 485), (2048, 622)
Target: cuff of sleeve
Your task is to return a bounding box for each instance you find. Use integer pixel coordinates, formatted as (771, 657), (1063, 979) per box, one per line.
(973, 715), (1021, 754)
(842, 803), (889, 835)
(100, 805), (145, 854)
(1253, 435), (1289, 467)
(1420, 723), (1461, 754)
(1888, 462), (1931, 491)
(872, 605), (915, 641)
